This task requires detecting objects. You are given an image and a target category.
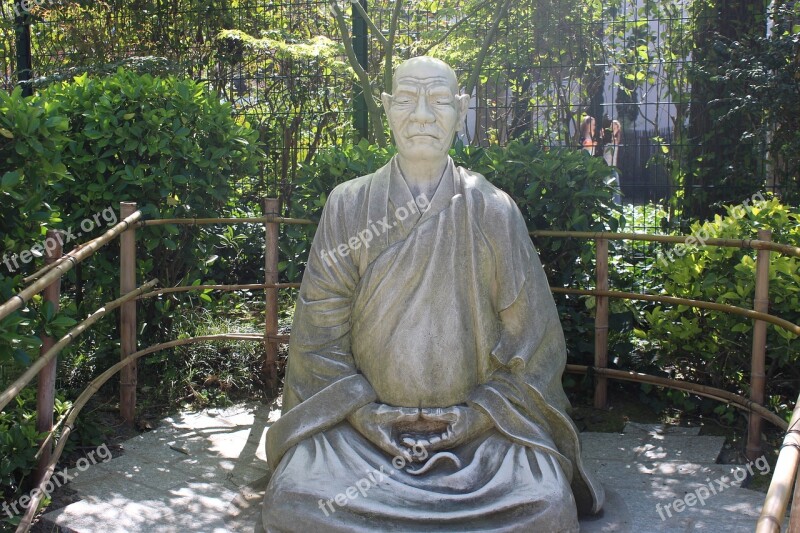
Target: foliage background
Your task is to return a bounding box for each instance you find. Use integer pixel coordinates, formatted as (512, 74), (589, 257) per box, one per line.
(0, 1), (798, 518)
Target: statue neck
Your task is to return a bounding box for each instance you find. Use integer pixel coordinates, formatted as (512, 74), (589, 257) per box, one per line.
(395, 155), (448, 199)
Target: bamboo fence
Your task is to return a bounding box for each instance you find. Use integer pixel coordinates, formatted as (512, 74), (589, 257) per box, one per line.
(0, 201), (798, 531)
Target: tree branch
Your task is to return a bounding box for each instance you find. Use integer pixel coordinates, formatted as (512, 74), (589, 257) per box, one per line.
(383, 0), (405, 93)
(350, 0), (388, 47)
(464, 0), (513, 100)
(330, 1), (387, 146)
(418, 0), (494, 57)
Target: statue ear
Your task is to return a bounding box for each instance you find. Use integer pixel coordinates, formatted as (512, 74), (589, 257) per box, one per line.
(381, 92), (392, 113)
(455, 93), (470, 133)
(381, 92), (395, 131)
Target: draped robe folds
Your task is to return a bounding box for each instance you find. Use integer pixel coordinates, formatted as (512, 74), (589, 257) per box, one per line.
(262, 157), (604, 532)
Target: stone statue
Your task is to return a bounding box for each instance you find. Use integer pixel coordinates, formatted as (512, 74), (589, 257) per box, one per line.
(262, 56), (604, 532)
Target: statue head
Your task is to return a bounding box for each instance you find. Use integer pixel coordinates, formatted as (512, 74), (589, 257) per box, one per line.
(381, 57), (470, 163)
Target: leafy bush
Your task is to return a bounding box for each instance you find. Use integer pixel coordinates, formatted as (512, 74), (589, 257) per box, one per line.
(2, 68), (267, 401)
(15, 69), (265, 377)
(644, 197), (800, 402)
(0, 391), (47, 505)
(0, 88), (73, 370)
(0, 388), (74, 530)
(0, 386), (110, 531)
(0, 88), (71, 254)
(34, 68), (264, 287)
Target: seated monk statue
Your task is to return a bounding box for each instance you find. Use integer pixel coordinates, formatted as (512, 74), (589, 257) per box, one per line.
(262, 56), (604, 532)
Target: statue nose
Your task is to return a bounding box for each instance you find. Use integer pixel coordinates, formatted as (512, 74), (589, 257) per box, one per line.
(411, 98), (435, 123)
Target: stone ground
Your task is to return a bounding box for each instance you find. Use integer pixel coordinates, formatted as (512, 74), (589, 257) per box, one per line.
(39, 401), (780, 533)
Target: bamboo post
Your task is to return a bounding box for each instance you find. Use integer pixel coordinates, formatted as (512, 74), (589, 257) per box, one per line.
(747, 229), (771, 461)
(35, 230), (62, 485)
(119, 202), (137, 425)
(263, 198), (280, 398)
(594, 238), (609, 409)
(789, 472), (800, 533)
(756, 392), (800, 533)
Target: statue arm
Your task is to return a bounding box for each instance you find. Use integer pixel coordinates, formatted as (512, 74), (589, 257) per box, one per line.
(268, 187), (381, 468)
(282, 187), (363, 410)
(276, 183), (421, 462)
(464, 198), (604, 515)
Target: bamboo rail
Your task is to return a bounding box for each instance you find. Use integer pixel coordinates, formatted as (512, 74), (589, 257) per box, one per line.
(549, 288), (800, 336)
(14, 333), (265, 533)
(23, 239), (92, 284)
(748, 229), (772, 460)
(0, 209), (142, 323)
(263, 199), (280, 398)
(138, 215), (315, 227)
(594, 238), (608, 409)
(756, 393), (800, 532)
(0, 280), (159, 413)
(530, 230), (800, 258)
(566, 365), (788, 431)
(120, 203), (137, 425)
(791, 475), (800, 533)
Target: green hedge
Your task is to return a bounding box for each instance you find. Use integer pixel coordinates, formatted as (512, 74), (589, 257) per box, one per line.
(0, 69), (265, 372)
(644, 196), (799, 407)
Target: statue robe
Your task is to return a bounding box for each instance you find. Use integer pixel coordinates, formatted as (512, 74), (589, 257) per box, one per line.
(262, 157), (604, 532)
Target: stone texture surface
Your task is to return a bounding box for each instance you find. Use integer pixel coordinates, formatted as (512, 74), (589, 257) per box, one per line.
(41, 404), (776, 532)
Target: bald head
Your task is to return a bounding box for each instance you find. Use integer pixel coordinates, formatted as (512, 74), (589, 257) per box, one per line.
(392, 56), (459, 94)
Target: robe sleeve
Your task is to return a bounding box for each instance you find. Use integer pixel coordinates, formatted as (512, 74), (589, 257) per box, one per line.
(266, 185), (377, 470)
(467, 193), (605, 515)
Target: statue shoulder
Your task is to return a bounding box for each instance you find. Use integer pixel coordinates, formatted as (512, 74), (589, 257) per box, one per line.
(457, 166), (525, 224)
(327, 172), (375, 205)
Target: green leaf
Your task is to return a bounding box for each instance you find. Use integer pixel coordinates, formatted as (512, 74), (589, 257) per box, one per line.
(1, 171), (22, 188)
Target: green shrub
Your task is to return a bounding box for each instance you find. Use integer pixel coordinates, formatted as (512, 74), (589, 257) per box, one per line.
(0, 88), (72, 369)
(0, 87), (71, 255)
(2, 68), (266, 393)
(0, 387), (109, 531)
(34, 68), (264, 288)
(0, 389), (74, 530)
(645, 196), (800, 404)
(25, 69), (264, 378)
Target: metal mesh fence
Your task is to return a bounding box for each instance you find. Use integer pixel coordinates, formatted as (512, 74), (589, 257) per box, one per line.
(0, 0), (780, 225)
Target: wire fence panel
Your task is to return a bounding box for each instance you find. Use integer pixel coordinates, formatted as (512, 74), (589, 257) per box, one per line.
(1, 0), (781, 214)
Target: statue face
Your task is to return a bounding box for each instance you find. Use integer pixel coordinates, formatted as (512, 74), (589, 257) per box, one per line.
(382, 59), (468, 162)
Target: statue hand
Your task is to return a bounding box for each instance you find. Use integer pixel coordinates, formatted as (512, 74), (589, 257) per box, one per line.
(348, 403), (420, 460)
(404, 405), (493, 452)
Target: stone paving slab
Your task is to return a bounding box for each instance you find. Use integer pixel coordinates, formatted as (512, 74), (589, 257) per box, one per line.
(635, 435), (726, 463)
(42, 402), (777, 533)
(580, 424), (778, 532)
